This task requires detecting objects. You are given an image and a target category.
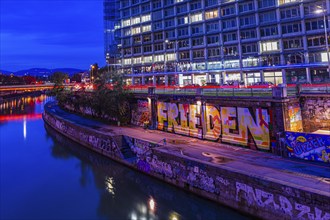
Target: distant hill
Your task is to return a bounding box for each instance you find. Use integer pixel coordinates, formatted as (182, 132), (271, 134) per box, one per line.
(0, 68), (85, 77)
(15, 68), (52, 76)
(52, 68), (86, 76)
(0, 70), (14, 75)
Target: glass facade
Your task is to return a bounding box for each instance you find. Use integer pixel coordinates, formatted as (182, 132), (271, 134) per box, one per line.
(104, 0), (120, 64)
(105, 0), (330, 86)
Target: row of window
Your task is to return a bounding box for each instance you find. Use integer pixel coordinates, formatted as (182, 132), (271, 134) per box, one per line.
(121, 31), (328, 50)
(122, 9), (328, 29)
(121, 50), (328, 66)
(123, 36), (325, 56)
(121, 18), (328, 38)
(120, 0), (326, 19)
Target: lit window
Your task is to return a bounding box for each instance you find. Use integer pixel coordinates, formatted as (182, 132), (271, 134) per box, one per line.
(154, 54), (164, 62)
(122, 19), (131, 27)
(142, 25), (151, 32)
(132, 17), (141, 25)
(205, 10), (218, 20)
(191, 13), (203, 23)
(141, 14), (151, 22)
(260, 41), (279, 52)
(123, 59), (131, 65)
(132, 27), (141, 35)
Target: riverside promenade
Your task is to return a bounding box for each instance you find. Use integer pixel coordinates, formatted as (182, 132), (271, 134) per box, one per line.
(43, 102), (330, 219)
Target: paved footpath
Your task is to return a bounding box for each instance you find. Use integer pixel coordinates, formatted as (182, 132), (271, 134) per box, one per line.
(48, 104), (330, 195)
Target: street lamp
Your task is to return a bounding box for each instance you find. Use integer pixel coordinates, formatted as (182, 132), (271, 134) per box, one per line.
(165, 39), (169, 73)
(315, 7), (330, 74)
(90, 65), (95, 83)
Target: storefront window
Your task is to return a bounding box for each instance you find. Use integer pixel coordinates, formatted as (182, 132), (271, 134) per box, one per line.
(145, 77), (154, 85)
(224, 73), (241, 84)
(133, 77), (141, 85)
(286, 69), (307, 84)
(310, 69), (329, 83)
(245, 72), (261, 85)
(156, 76), (165, 85)
(264, 71), (283, 85)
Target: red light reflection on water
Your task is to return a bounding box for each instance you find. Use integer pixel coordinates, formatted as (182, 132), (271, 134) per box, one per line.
(0, 114), (42, 121)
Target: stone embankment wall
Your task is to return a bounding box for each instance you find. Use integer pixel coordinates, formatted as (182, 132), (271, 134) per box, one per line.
(43, 111), (124, 162)
(43, 107), (330, 220)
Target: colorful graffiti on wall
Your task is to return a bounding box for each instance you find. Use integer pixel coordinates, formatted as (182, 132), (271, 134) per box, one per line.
(288, 104), (303, 132)
(285, 131), (330, 163)
(157, 101), (271, 150)
(131, 100), (150, 126)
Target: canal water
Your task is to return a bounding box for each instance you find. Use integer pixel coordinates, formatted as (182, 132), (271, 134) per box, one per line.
(0, 95), (251, 220)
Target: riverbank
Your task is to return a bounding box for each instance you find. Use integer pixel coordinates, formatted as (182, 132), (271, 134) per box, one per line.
(43, 102), (330, 220)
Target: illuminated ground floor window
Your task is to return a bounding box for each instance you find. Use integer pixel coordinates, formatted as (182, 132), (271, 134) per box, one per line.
(286, 69), (307, 84)
(310, 68), (329, 83)
(264, 71), (283, 85)
(245, 72), (261, 86)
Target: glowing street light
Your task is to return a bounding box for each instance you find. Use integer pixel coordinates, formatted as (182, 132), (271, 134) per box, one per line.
(90, 65), (95, 83)
(165, 39), (169, 74)
(315, 7), (330, 74)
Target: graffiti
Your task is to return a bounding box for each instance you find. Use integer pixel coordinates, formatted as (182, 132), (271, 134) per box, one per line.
(236, 182), (330, 219)
(137, 159), (151, 173)
(205, 105), (221, 140)
(216, 176), (230, 186)
(288, 104), (303, 132)
(131, 100), (150, 126)
(157, 101), (270, 150)
(132, 138), (153, 157)
(286, 131), (330, 163)
(149, 155), (173, 178)
(88, 135), (99, 148)
(221, 107), (270, 150)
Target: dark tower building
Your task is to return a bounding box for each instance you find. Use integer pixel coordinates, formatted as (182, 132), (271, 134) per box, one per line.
(104, 0), (121, 66)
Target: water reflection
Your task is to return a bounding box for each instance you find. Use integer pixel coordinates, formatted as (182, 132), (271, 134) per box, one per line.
(0, 94), (53, 122)
(45, 124), (251, 220)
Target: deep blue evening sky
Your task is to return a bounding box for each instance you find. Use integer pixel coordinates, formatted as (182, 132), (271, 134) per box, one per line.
(0, 0), (105, 71)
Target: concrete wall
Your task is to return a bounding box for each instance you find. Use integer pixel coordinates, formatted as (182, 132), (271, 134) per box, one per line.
(43, 108), (330, 220)
(43, 111), (124, 161)
(144, 150), (330, 220)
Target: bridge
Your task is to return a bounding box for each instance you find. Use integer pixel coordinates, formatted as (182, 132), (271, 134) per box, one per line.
(0, 83), (74, 98)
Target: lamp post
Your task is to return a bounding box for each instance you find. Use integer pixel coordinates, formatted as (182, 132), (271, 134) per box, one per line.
(315, 7), (330, 74)
(90, 64), (95, 83)
(165, 39), (169, 73)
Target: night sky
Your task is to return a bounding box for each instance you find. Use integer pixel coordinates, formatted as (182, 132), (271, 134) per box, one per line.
(0, 0), (105, 71)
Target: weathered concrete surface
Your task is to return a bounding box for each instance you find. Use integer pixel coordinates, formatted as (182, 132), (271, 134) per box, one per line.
(43, 102), (330, 220)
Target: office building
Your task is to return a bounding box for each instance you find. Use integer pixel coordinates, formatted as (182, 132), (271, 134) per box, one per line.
(107, 0), (330, 86)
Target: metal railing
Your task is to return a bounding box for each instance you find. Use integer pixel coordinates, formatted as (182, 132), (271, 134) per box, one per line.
(129, 84), (330, 98)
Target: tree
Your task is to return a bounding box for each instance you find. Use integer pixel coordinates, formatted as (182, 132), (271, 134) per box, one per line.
(71, 73), (82, 83)
(22, 76), (37, 84)
(51, 72), (68, 85)
(50, 71), (69, 97)
(56, 66), (132, 125)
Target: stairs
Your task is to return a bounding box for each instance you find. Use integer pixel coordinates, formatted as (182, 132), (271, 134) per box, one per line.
(113, 135), (137, 163)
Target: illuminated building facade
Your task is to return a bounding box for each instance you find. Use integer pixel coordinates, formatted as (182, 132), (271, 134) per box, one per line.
(111, 0), (330, 86)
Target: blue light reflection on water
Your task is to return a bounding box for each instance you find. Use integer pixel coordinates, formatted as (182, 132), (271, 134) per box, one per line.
(0, 95), (251, 220)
